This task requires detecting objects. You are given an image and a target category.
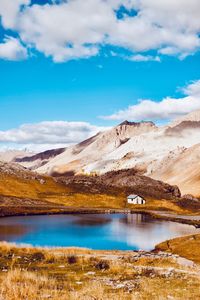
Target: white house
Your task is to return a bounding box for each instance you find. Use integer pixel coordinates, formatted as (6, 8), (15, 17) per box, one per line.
(127, 194), (146, 205)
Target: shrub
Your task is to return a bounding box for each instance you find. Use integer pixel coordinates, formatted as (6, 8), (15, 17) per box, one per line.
(46, 257), (55, 264)
(95, 260), (110, 271)
(31, 252), (45, 262)
(67, 255), (77, 264)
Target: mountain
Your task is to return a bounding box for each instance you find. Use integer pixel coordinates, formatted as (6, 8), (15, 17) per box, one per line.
(17, 121), (157, 174)
(165, 121), (200, 136)
(14, 147), (66, 170)
(149, 112), (200, 196)
(0, 150), (34, 163)
(151, 144), (200, 196)
(14, 110), (200, 197)
(170, 109), (200, 127)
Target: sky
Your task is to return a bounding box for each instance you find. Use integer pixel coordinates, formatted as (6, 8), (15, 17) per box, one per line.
(0, 0), (200, 151)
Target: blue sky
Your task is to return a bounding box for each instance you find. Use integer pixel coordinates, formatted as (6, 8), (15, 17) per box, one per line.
(0, 0), (200, 150)
(1, 52), (200, 130)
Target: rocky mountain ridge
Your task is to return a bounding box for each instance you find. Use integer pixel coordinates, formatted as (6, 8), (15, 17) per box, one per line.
(2, 109), (200, 196)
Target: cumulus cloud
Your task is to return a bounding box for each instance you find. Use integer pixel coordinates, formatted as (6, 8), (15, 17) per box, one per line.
(127, 54), (160, 62)
(0, 0), (200, 61)
(13, 0), (114, 62)
(0, 0), (30, 28)
(0, 36), (27, 60)
(101, 80), (200, 122)
(0, 121), (109, 151)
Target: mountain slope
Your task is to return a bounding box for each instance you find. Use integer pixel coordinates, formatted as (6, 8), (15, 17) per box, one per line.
(171, 109), (200, 127)
(14, 147), (66, 170)
(0, 161), (68, 203)
(14, 110), (200, 197)
(33, 117), (200, 180)
(151, 144), (200, 196)
(0, 150), (34, 163)
(149, 111), (200, 196)
(36, 121), (157, 175)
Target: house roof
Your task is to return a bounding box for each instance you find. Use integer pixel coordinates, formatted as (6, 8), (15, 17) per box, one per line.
(127, 194), (139, 199)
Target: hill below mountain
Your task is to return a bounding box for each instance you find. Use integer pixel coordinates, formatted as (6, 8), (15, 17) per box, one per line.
(0, 161), (68, 206)
(2, 160), (196, 217)
(56, 168), (181, 200)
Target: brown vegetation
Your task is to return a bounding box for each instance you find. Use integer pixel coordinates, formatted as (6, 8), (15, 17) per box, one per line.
(0, 241), (199, 299)
(0, 162), (199, 219)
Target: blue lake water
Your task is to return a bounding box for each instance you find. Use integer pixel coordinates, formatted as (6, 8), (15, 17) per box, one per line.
(0, 213), (199, 250)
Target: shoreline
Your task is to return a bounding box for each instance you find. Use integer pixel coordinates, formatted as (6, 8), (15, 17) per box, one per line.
(0, 205), (200, 227)
(149, 211), (200, 228)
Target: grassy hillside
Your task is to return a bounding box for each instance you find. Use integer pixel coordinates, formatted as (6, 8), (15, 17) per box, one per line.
(0, 173), (67, 201)
(0, 172), (126, 209)
(156, 234), (200, 264)
(0, 163), (199, 215)
(0, 174), (194, 215)
(0, 241), (199, 299)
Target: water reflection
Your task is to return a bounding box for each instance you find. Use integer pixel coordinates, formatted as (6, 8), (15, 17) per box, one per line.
(120, 213), (156, 228)
(111, 213), (200, 250)
(72, 215), (111, 226)
(0, 214), (198, 250)
(0, 224), (31, 241)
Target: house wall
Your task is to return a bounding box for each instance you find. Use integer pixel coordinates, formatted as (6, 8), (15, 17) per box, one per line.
(127, 198), (137, 204)
(127, 197), (145, 204)
(138, 198), (143, 204)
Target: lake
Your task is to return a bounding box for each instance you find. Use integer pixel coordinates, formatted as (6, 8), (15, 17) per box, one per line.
(0, 213), (199, 250)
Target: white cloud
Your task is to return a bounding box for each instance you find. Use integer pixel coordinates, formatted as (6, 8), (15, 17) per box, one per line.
(17, 0), (114, 62)
(127, 54), (160, 62)
(182, 80), (200, 96)
(101, 80), (200, 122)
(0, 121), (109, 151)
(0, 36), (27, 61)
(0, 0), (30, 28)
(0, 0), (200, 61)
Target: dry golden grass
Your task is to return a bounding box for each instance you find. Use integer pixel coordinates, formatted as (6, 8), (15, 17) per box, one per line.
(0, 170), (197, 215)
(0, 269), (67, 300)
(142, 199), (185, 212)
(45, 192), (125, 208)
(135, 276), (200, 300)
(0, 265), (200, 300)
(0, 173), (68, 201)
(0, 242), (199, 299)
(156, 234), (200, 264)
(0, 270), (132, 300)
(0, 173), (126, 209)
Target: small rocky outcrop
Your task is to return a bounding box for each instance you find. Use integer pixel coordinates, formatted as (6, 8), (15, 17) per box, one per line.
(0, 161), (44, 182)
(182, 194), (199, 201)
